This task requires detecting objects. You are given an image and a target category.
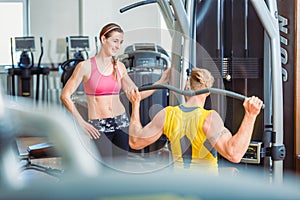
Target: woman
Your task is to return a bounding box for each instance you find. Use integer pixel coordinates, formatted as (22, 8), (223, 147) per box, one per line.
(60, 23), (169, 163)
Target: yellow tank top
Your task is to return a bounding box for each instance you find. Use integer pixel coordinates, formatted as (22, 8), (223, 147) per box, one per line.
(164, 104), (218, 171)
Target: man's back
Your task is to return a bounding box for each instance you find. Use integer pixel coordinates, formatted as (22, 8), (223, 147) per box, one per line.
(164, 104), (218, 170)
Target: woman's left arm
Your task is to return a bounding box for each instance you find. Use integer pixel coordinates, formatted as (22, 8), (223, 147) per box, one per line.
(139, 67), (170, 99)
(119, 61), (171, 100)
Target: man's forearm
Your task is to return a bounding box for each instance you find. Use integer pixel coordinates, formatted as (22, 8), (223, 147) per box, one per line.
(230, 113), (257, 160)
(129, 102), (144, 149)
(130, 102), (141, 124)
(129, 102), (143, 137)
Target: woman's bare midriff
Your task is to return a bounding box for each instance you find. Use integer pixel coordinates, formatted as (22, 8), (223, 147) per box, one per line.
(85, 94), (126, 119)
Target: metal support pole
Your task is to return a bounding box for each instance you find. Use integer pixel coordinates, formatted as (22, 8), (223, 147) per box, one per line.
(157, 0), (175, 31)
(168, 0), (193, 104)
(169, 24), (183, 106)
(250, 0), (284, 184)
(78, 0), (85, 35)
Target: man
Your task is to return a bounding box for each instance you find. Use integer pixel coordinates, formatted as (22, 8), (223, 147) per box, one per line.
(129, 68), (263, 170)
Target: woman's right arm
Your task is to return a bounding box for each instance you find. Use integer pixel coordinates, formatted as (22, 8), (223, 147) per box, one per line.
(60, 61), (86, 122)
(60, 61), (100, 139)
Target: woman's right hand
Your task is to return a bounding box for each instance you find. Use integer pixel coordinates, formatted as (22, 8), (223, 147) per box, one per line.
(126, 86), (140, 103)
(128, 88), (141, 104)
(80, 120), (101, 139)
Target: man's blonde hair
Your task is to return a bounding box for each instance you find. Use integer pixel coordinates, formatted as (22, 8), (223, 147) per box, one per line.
(190, 68), (214, 89)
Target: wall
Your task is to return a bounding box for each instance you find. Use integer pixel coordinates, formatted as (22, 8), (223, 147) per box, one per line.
(29, 0), (163, 67)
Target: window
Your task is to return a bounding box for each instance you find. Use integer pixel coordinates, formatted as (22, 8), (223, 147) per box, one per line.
(0, 0), (28, 65)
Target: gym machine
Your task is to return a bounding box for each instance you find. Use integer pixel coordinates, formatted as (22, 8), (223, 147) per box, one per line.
(195, 0), (285, 182)
(120, 0), (285, 183)
(8, 36), (50, 100)
(119, 43), (171, 155)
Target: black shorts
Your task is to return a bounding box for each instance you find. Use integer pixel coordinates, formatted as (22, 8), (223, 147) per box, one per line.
(88, 113), (130, 161)
(88, 112), (129, 133)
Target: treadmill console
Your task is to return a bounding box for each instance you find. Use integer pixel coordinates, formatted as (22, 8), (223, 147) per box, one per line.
(68, 36), (90, 51)
(15, 37), (35, 51)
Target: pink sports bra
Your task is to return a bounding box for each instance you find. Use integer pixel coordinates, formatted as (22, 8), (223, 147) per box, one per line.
(83, 57), (121, 96)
